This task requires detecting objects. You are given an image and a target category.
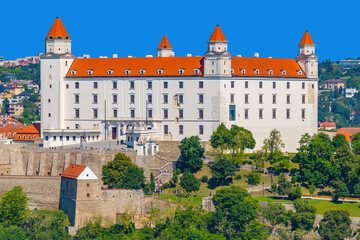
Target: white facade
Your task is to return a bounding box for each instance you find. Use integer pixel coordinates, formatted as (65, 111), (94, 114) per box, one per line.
(40, 19), (318, 152)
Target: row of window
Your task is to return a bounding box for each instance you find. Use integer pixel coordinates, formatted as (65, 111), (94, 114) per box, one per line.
(17, 134), (37, 140)
(231, 94), (307, 104)
(45, 135), (99, 141)
(230, 81), (308, 89)
(164, 125), (204, 135)
(229, 106), (306, 121)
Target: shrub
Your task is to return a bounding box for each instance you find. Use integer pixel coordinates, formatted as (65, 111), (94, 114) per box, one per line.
(161, 183), (170, 190)
(234, 174), (242, 180)
(201, 175), (208, 183)
(291, 176), (297, 184)
(288, 187), (302, 200)
(309, 185), (316, 195)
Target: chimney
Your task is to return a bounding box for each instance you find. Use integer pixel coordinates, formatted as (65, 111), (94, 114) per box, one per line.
(128, 56), (132, 58)
(254, 53), (259, 58)
(237, 54), (242, 57)
(146, 55), (153, 58)
(187, 54), (192, 57)
(113, 54), (118, 58)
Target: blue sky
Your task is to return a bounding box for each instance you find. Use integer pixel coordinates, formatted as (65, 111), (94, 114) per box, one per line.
(1, 0), (359, 62)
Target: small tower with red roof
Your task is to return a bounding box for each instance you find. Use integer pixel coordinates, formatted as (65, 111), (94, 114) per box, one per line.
(296, 30), (318, 78)
(45, 16), (72, 54)
(157, 35), (174, 57)
(204, 25), (231, 77)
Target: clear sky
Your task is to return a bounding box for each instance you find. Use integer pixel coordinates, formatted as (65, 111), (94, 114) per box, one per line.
(1, 0), (359, 62)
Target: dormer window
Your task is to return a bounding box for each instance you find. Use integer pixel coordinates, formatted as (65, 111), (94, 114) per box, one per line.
(281, 70), (286, 75)
(241, 69), (246, 74)
(297, 70), (302, 76)
(194, 68), (200, 74)
(87, 70), (94, 75)
(140, 69), (145, 75)
(231, 69), (234, 74)
(125, 69), (131, 75)
(107, 69), (114, 75)
(268, 69), (273, 75)
(254, 69), (260, 75)
(179, 69), (185, 74)
(49, 36), (53, 39)
(157, 69), (164, 75)
(71, 70), (77, 75)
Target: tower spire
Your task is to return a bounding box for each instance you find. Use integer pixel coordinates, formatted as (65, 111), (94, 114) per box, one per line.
(299, 30), (314, 45)
(296, 30), (318, 78)
(208, 25), (227, 42)
(45, 17), (72, 54)
(157, 35), (174, 57)
(46, 17), (70, 40)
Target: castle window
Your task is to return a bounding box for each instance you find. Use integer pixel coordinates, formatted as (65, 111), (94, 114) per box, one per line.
(231, 81), (234, 88)
(245, 94), (249, 104)
(245, 81), (248, 88)
(66, 84), (69, 89)
(259, 109), (263, 119)
(199, 94), (204, 104)
(130, 109), (135, 118)
(147, 94), (152, 104)
(179, 81), (183, 88)
(113, 94), (118, 103)
(179, 69), (185, 74)
(75, 109), (80, 118)
(229, 105), (236, 121)
(286, 109), (291, 119)
(53, 136), (56, 141)
(113, 109), (118, 118)
(297, 70), (302, 76)
(241, 69), (246, 74)
(163, 109), (168, 119)
(268, 69), (273, 75)
(93, 82), (98, 89)
(157, 69), (163, 75)
(113, 82), (117, 89)
(199, 125), (204, 135)
(272, 109), (277, 119)
(87, 70), (94, 75)
(259, 81), (263, 88)
(231, 69), (234, 74)
(87, 193), (90, 197)
(130, 81), (135, 89)
(148, 109), (153, 118)
(93, 109), (98, 118)
(45, 136), (49, 141)
(163, 82), (168, 88)
(163, 94), (168, 104)
(73, 136), (76, 141)
(107, 69), (114, 75)
(199, 109), (204, 119)
(66, 136), (69, 141)
(164, 125), (169, 134)
(273, 82), (276, 89)
(302, 94), (306, 104)
(178, 94), (183, 104)
(281, 70), (286, 75)
(75, 124), (80, 129)
(302, 109), (306, 119)
(87, 183), (90, 187)
(287, 94), (291, 104)
(287, 82), (290, 89)
(194, 68), (200, 74)
(71, 70), (77, 75)
(179, 109), (184, 119)
(75, 82), (79, 89)
(74, 94), (79, 104)
(140, 69), (145, 75)
(272, 94), (277, 104)
(179, 125), (184, 134)
(254, 69), (260, 75)
(125, 69), (131, 75)
(199, 81), (203, 88)
(147, 81), (152, 89)
(230, 94), (234, 103)
(130, 95), (135, 103)
(302, 82), (305, 89)
(244, 109), (249, 119)
(48, 113), (51, 117)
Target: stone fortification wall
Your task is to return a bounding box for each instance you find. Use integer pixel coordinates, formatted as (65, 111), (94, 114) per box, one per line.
(0, 176), (61, 209)
(159, 141), (212, 153)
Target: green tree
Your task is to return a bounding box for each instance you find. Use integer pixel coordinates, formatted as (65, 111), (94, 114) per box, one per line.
(352, 132), (360, 155)
(1, 98), (9, 115)
(211, 156), (236, 185)
(246, 171), (261, 186)
(276, 173), (292, 199)
(117, 165), (145, 190)
(263, 129), (285, 160)
(333, 182), (349, 203)
(179, 171), (201, 194)
(0, 186), (28, 226)
(290, 199), (316, 232)
(178, 136), (205, 173)
(319, 210), (352, 240)
(0, 225), (27, 240)
(229, 125), (256, 156)
(150, 172), (156, 193)
(210, 186), (263, 239)
(210, 123), (232, 153)
(332, 134), (349, 149)
(102, 153), (133, 188)
(261, 203), (290, 230)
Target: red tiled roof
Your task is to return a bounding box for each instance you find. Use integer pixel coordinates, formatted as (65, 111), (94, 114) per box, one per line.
(158, 35), (172, 49)
(67, 56), (305, 78)
(62, 164), (87, 179)
(46, 16), (70, 40)
(299, 30), (314, 45)
(318, 121), (336, 127)
(336, 128), (360, 142)
(324, 79), (344, 83)
(209, 25), (227, 41)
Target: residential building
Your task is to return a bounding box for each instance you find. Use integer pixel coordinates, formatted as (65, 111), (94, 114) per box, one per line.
(344, 88), (358, 98)
(318, 121), (336, 130)
(323, 79), (344, 90)
(3, 79), (25, 95)
(41, 17), (318, 152)
(339, 59), (360, 69)
(336, 128), (360, 143)
(8, 103), (23, 117)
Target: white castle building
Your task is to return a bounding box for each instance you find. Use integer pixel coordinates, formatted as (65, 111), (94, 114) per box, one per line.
(41, 17), (318, 152)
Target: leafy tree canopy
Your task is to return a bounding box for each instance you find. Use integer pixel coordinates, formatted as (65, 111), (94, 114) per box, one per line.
(319, 210), (352, 240)
(179, 171), (201, 194)
(178, 136), (205, 173)
(211, 156), (236, 185)
(0, 186), (28, 226)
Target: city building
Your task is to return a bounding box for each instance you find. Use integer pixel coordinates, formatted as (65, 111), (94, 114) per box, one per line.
(41, 17), (318, 152)
(8, 103), (23, 117)
(323, 79), (344, 90)
(3, 79), (25, 95)
(13, 124), (40, 143)
(336, 127), (360, 143)
(1, 56), (40, 68)
(344, 88), (358, 98)
(339, 59), (360, 69)
(318, 121), (336, 130)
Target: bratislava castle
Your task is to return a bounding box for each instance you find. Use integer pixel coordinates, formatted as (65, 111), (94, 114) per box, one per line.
(41, 17), (318, 151)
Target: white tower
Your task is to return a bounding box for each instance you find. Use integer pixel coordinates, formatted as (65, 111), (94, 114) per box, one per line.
(40, 17), (75, 136)
(204, 25), (231, 77)
(157, 35), (174, 57)
(296, 30), (318, 78)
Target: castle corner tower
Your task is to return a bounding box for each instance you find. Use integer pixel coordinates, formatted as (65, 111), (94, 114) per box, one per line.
(45, 16), (72, 54)
(296, 30), (318, 79)
(204, 25), (231, 77)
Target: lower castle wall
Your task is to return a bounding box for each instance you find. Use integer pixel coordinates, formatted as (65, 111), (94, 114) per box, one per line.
(0, 176), (61, 209)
